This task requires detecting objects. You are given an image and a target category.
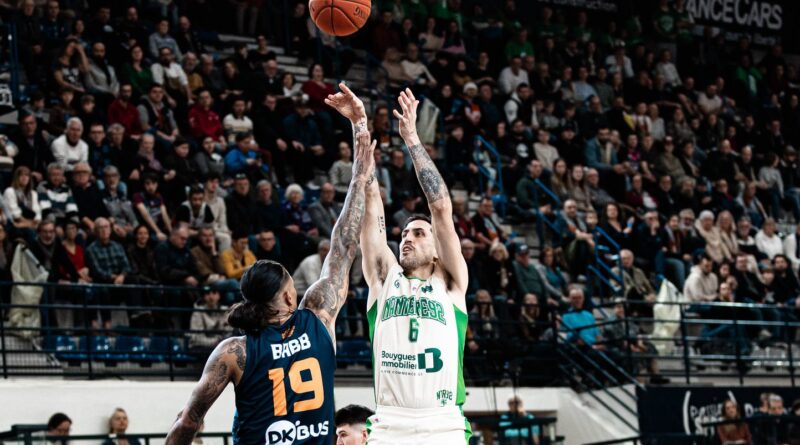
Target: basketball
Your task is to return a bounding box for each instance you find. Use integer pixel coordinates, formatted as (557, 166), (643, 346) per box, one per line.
(309, 0), (371, 37)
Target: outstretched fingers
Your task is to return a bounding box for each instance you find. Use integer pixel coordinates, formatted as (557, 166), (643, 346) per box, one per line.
(392, 109), (403, 120)
(339, 82), (355, 97)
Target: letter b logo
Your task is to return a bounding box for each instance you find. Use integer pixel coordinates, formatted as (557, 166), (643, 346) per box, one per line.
(417, 348), (443, 373)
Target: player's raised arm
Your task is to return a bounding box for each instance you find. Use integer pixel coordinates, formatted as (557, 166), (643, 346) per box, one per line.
(394, 88), (468, 295)
(166, 337), (245, 445)
(299, 86), (374, 340)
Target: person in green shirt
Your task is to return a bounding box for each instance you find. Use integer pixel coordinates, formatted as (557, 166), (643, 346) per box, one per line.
(572, 10), (593, 44)
(505, 28), (534, 61)
(652, 0), (676, 42)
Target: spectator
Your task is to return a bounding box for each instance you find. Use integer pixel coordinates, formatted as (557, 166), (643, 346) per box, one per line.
(695, 210), (732, 264)
(70, 162), (107, 232)
(282, 184), (318, 237)
(3, 166), (41, 230)
(148, 19), (182, 60)
(151, 46), (192, 106)
(512, 244), (545, 302)
(756, 218), (783, 260)
(220, 230), (256, 280)
(717, 400), (752, 445)
(121, 45), (152, 100)
(46, 413), (72, 441)
(191, 225), (238, 297)
(100, 166), (137, 240)
(562, 287), (601, 347)
(102, 408), (141, 445)
(603, 300), (669, 384)
(783, 223), (800, 273)
(469, 289), (501, 342)
(155, 226), (199, 287)
(188, 288), (230, 352)
(613, 249), (656, 308)
(518, 293), (546, 342)
(222, 97), (254, 146)
(772, 254), (800, 306)
(329, 143), (353, 198)
(38, 163), (78, 227)
(555, 200), (595, 274)
(86, 217), (145, 328)
(334, 404), (373, 445)
(175, 186), (215, 237)
(194, 137), (226, 179)
(226, 174), (258, 235)
(126, 225), (159, 285)
(132, 172), (171, 241)
(683, 254), (719, 305)
(254, 229), (281, 262)
(188, 89), (224, 146)
(224, 132), (266, 181)
(28, 220), (78, 287)
(499, 56), (530, 96)
(162, 138), (199, 207)
(12, 112), (54, 182)
(85, 42), (120, 103)
(51, 118), (89, 172)
(137, 84), (179, 149)
(108, 84), (144, 137)
(472, 197), (505, 250)
(498, 395), (539, 445)
(486, 241), (516, 298)
(292, 239), (329, 295)
(308, 183), (342, 239)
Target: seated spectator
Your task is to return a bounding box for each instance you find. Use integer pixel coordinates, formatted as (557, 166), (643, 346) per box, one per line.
(100, 166), (137, 240)
(562, 287), (601, 347)
(737, 181), (767, 228)
(220, 230), (256, 280)
(701, 281), (752, 357)
(134, 134), (164, 178)
(499, 56), (530, 95)
(47, 413), (72, 439)
(499, 395), (539, 445)
(162, 137), (199, 207)
(28, 219), (78, 288)
(472, 197), (505, 250)
(603, 300), (668, 384)
(536, 247), (569, 307)
(683, 254), (719, 306)
(282, 99), (324, 185)
(202, 173), (231, 251)
(717, 400), (752, 445)
(102, 408), (141, 445)
(518, 293), (545, 342)
(3, 166), (41, 231)
(282, 184), (318, 237)
(756, 218), (783, 260)
(222, 97), (254, 146)
(107, 84), (143, 138)
(188, 287), (230, 352)
(772, 254), (800, 306)
(51, 118), (89, 172)
(402, 43), (437, 88)
(293, 239), (330, 295)
(224, 132), (267, 182)
(70, 162), (107, 232)
(613, 249), (656, 309)
(188, 89), (225, 146)
(85, 41), (119, 105)
(194, 137), (226, 179)
(759, 152), (785, 219)
(126, 225), (159, 285)
(155, 226), (199, 287)
(512, 244), (545, 303)
(485, 241), (516, 298)
(191, 225), (238, 297)
(132, 172), (171, 241)
(149, 19), (182, 60)
(151, 46), (192, 106)
(555, 199), (595, 274)
(308, 183), (342, 239)
(12, 112), (54, 182)
(695, 210), (734, 264)
(254, 229), (281, 262)
(783, 223), (800, 273)
(122, 45), (153, 100)
(86, 217), (146, 329)
(469, 289), (501, 342)
(567, 164), (592, 213)
(137, 84), (179, 150)
(226, 174), (258, 236)
(175, 186), (215, 238)
(37, 163), (78, 228)
(585, 168), (615, 211)
(329, 143), (353, 198)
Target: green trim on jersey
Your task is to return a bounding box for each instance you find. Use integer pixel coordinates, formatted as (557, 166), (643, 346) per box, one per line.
(455, 305), (468, 406)
(461, 406), (473, 443)
(367, 299), (379, 403)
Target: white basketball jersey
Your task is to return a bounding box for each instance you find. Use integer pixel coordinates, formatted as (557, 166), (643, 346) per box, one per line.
(367, 264), (468, 409)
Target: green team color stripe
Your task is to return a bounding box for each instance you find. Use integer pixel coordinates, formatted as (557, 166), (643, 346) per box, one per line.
(455, 305), (472, 443)
(367, 300), (379, 403)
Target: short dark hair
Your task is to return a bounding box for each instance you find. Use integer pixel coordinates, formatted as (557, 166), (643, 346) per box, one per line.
(404, 214), (431, 228)
(335, 404), (374, 427)
(142, 171), (159, 184)
(47, 413), (72, 430)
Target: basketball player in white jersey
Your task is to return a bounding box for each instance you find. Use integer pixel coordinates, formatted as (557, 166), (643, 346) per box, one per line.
(348, 87), (471, 443)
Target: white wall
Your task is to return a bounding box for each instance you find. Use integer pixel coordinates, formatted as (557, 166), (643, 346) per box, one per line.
(0, 380), (632, 445)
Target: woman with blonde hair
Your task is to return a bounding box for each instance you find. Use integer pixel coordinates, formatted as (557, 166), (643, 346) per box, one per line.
(485, 241), (515, 298)
(694, 210), (732, 264)
(101, 408), (141, 445)
(2, 166), (41, 230)
(717, 210), (738, 260)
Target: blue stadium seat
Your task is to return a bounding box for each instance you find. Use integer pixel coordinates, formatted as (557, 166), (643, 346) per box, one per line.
(44, 335), (83, 362)
(145, 337), (193, 363)
(337, 339), (372, 366)
(78, 336), (115, 361)
(115, 336), (147, 361)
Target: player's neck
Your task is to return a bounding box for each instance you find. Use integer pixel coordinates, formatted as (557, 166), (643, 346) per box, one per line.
(402, 263), (435, 281)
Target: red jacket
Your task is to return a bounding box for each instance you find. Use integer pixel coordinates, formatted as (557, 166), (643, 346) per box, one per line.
(107, 99), (143, 136)
(188, 105), (223, 141)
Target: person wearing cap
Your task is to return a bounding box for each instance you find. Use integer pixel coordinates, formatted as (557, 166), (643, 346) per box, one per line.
(498, 395), (539, 445)
(188, 287), (230, 352)
(512, 243), (545, 301)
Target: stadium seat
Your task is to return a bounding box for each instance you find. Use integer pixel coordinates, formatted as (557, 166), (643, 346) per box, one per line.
(44, 335), (83, 362)
(145, 337), (193, 363)
(337, 339), (372, 367)
(78, 336), (115, 361)
(115, 336), (147, 362)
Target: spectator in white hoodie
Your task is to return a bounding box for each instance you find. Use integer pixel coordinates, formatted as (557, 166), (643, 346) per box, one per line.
(755, 218), (783, 260)
(683, 254), (719, 305)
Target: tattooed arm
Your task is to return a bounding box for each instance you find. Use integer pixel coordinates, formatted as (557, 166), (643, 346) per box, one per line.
(299, 128), (375, 342)
(166, 337), (246, 445)
(394, 88), (468, 300)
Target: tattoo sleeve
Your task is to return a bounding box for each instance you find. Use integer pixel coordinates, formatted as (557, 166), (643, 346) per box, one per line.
(299, 135), (369, 338)
(407, 143), (447, 204)
(165, 338), (242, 445)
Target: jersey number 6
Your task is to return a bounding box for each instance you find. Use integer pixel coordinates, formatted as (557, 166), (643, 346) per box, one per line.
(267, 357), (324, 416)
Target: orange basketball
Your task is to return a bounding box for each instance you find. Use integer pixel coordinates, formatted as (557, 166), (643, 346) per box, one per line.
(309, 0), (371, 37)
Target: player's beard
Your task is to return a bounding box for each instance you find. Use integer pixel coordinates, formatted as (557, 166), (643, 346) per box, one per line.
(399, 250), (434, 271)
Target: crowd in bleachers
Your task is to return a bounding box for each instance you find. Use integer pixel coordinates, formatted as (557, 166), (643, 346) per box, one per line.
(0, 0), (800, 380)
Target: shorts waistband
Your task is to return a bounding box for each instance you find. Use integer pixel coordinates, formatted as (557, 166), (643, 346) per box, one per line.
(375, 404), (464, 418)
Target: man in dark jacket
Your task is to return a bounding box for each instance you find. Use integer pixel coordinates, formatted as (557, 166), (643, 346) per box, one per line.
(155, 226), (200, 328)
(225, 174), (258, 235)
(12, 112), (54, 182)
